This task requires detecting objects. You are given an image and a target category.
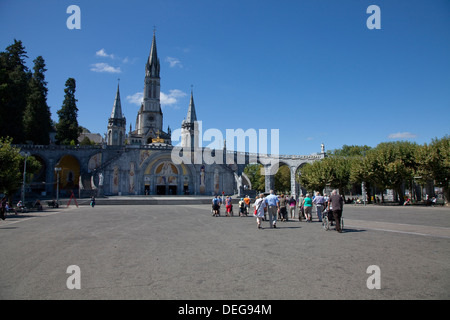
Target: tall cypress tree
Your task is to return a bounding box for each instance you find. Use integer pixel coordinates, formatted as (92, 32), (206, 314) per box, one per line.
(0, 39), (31, 143)
(56, 78), (81, 145)
(23, 56), (52, 144)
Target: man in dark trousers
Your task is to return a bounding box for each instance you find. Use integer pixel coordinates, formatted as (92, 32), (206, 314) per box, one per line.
(329, 190), (344, 233)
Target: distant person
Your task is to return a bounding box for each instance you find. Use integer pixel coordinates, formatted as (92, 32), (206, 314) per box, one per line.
(278, 194), (288, 221)
(298, 194), (304, 221)
(212, 196), (220, 216)
(225, 196), (233, 216)
(1, 196), (6, 220)
(264, 190), (279, 228)
(289, 196), (296, 219)
(34, 199), (43, 211)
(254, 193), (267, 229)
(302, 193), (313, 222)
(239, 198), (245, 216)
(431, 197), (437, 206)
(313, 192), (325, 222)
(16, 200), (27, 212)
(244, 195), (251, 215)
(329, 190), (344, 233)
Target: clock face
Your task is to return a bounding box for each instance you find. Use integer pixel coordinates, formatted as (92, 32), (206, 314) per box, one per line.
(149, 115), (155, 122)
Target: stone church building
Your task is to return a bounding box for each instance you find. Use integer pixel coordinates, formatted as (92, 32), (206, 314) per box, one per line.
(101, 32), (235, 196)
(18, 33), (324, 198)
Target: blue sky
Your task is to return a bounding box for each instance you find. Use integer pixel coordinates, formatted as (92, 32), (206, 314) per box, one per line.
(1, 0), (449, 155)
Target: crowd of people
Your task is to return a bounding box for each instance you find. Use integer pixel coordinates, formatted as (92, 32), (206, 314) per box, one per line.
(211, 190), (344, 232)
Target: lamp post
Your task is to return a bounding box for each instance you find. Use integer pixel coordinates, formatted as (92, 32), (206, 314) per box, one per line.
(362, 181), (366, 206)
(20, 151), (30, 205)
(54, 167), (62, 203)
(362, 150), (366, 206)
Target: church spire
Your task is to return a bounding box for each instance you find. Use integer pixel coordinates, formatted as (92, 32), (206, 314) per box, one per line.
(185, 88), (197, 123)
(180, 87), (199, 150)
(110, 82), (123, 119)
(146, 29), (160, 78)
(107, 80), (126, 146)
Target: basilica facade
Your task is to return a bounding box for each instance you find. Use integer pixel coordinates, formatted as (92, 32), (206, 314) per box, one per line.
(101, 32), (235, 196)
(17, 33), (323, 198)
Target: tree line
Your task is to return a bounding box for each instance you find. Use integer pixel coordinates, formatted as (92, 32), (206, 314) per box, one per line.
(0, 39), (81, 146)
(243, 138), (449, 205)
(300, 139), (449, 205)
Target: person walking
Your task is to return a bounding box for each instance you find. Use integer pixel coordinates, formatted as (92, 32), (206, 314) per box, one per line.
(212, 196), (220, 217)
(312, 192), (325, 222)
(265, 190), (279, 228)
(329, 190), (344, 233)
(278, 194), (288, 221)
(1, 196), (7, 220)
(244, 195), (251, 215)
(289, 195), (296, 219)
(225, 196), (233, 216)
(298, 194), (304, 221)
(239, 198), (246, 216)
(303, 193), (313, 222)
(254, 193), (267, 229)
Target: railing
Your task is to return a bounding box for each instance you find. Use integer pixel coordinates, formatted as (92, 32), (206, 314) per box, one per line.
(15, 144), (324, 160)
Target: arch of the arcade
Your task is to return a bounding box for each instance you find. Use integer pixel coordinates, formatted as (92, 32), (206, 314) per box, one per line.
(238, 156), (322, 196)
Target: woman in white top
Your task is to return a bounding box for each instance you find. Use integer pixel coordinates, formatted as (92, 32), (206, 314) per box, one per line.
(254, 193), (267, 229)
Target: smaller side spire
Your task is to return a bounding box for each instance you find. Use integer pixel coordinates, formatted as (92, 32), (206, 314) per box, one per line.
(107, 80), (126, 146)
(110, 82), (123, 119)
(185, 87), (197, 123)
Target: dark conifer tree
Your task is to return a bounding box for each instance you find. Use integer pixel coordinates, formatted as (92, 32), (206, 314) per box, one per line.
(0, 39), (31, 143)
(56, 78), (81, 145)
(23, 56), (52, 144)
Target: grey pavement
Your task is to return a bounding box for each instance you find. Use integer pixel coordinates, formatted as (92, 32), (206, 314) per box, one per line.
(0, 203), (449, 300)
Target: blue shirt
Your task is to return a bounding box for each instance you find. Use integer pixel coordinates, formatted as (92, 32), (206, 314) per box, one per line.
(265, 194), (279, 206)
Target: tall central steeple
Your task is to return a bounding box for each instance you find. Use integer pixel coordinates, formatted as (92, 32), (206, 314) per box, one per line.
(146, 30), (160, 79)
(136, 30), (164, 141)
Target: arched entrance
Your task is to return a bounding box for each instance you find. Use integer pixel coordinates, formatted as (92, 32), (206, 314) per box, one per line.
(55, 155), (81, 195)
(143, 157), (193, 195)
(155, 162), (178, 195)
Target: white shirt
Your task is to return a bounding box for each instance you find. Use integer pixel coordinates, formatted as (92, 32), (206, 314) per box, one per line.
(254, 198), (266, 217)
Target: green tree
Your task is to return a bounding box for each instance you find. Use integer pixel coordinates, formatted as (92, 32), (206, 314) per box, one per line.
(299, 156), (352, 196)
(0, 40), (31, 143)
(299, 161), (327, 193)
(328, 145), (373, 198)
(0, 137), (23, 196)
(23, 56), (52, 144)
(417, 135), (450, 204)
(350, 155), (376, 202)
(56, 78), (81, 145)
(322, 156), (352, 196)
(0, 138), (41, 199)
(365, 141), (419, 204)
(274, 165), (290, 193)
(243, 164), (265, 192)
(329, 144), (372, 157)
(79, 136), (94, 146)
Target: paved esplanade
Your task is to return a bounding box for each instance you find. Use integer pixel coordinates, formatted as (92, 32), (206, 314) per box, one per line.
(0, 203), (449, 299)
